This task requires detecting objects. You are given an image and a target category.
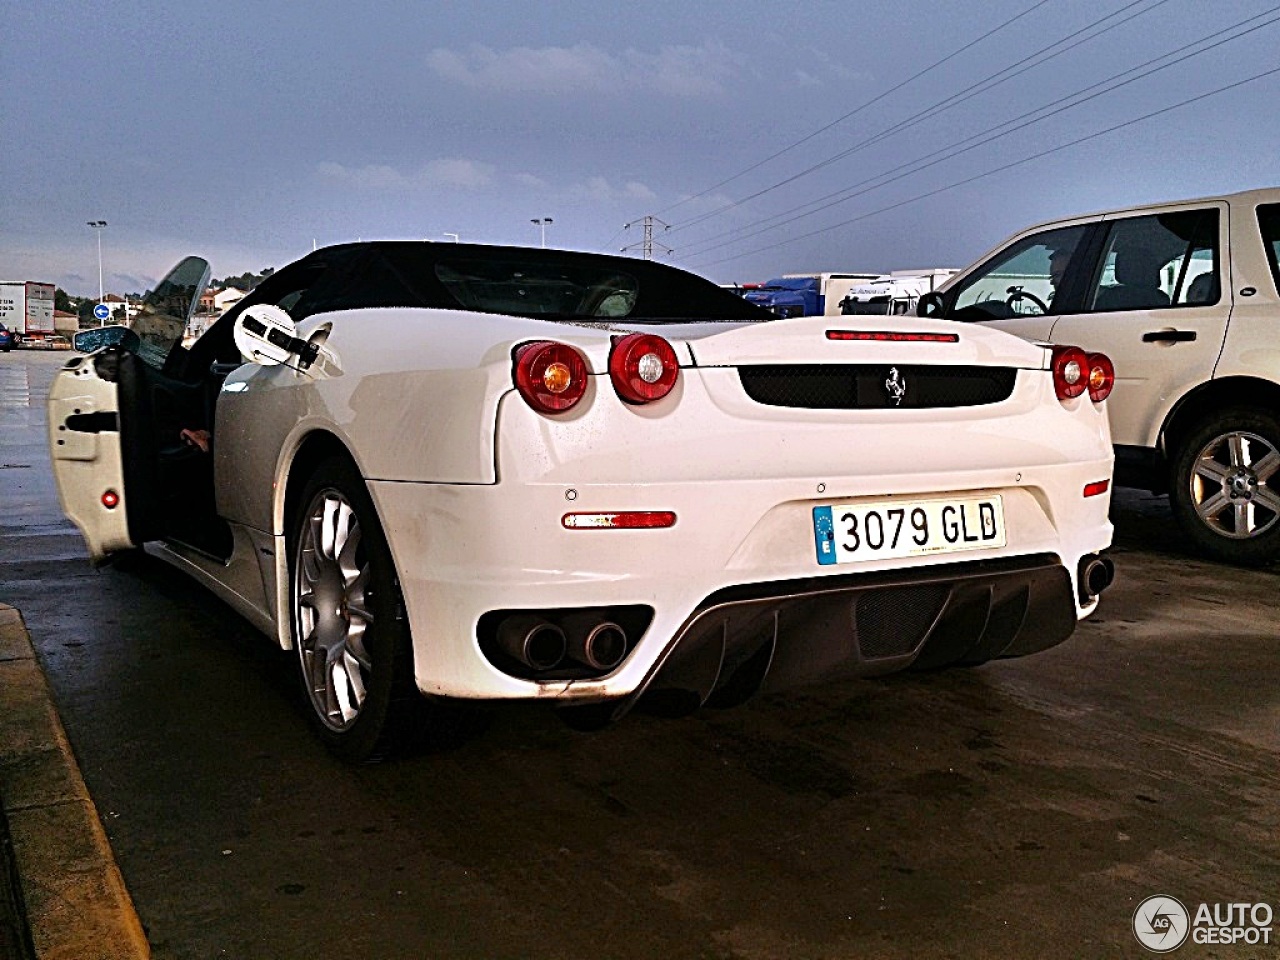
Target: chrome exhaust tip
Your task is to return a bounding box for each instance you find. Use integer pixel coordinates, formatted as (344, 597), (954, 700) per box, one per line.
(496, 614), (567, 671)
(1078, 555), (1115, 604)
(562, 615), (629, 672)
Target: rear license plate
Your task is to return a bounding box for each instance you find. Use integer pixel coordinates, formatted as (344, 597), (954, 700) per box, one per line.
(813, 495), (1006, 566)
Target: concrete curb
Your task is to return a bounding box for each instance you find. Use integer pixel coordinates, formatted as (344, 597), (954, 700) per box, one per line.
(0, 603), (150, 960)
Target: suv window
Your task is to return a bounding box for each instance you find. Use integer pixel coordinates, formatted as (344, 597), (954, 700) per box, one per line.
(949, 225), (1089, 322)
(1258, 203), (1280, 294)
(1086, 209), (1219, 312)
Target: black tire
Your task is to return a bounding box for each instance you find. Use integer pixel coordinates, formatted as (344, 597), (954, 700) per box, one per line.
(1169, 407), (1280, 566)
(289, 456), (421, 761)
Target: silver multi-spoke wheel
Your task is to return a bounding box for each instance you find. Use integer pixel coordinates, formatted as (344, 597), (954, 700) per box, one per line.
(1172, 409), (1280, 566)
(1188, 430), (1280, 540)
(295, 488), (376, 731)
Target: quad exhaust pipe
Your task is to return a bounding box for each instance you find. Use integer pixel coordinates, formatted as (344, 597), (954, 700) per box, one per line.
(494, 612), (631, 674)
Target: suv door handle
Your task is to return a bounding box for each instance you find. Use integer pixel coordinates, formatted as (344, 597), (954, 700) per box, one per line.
(1142, 329), (1197, 343)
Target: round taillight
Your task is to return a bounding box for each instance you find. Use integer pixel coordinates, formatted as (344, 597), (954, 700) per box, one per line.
(1086, 352), (1115, 403)
(102, 490), (120, 509)
(1051, 345), (1089, 401)
(609, 333), (679, 404)
(513, 341), (589, 414)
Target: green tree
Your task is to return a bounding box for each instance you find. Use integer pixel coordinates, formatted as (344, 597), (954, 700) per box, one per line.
(55, 287), (74, 313)
(215, 268), (275, 291)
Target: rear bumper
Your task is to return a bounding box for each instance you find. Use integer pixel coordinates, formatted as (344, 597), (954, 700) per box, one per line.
(625, 552), (1078, 718)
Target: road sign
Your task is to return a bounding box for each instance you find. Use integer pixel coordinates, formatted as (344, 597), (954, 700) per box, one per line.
(93, 303), (111, 321)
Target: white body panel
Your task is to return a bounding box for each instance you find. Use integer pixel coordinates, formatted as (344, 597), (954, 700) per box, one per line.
(46, 356), (132, 558)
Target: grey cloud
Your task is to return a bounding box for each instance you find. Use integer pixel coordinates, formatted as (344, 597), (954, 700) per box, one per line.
(427, 41), (738, 97)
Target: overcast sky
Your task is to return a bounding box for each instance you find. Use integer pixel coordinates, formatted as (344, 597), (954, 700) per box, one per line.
(4, 0), (1279, 297)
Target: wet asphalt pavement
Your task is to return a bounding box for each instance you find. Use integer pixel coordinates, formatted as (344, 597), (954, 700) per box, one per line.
(2, 349), (1279, 959)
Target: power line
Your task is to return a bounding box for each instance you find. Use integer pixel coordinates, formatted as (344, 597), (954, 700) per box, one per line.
(687, 62), (1280, 269)
(678, 6), (1280, 260)
(668, 0), (1170, 237)
(652, 0), (1054, 218)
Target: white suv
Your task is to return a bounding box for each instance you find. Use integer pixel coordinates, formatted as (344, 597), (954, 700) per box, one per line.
(920, 187), (1280, 565)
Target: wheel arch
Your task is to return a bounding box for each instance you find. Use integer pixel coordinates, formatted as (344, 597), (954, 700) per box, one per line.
(267, 430), (369, 652)
(1161, 377), (1280, 461)
(279, 429), (362, 538)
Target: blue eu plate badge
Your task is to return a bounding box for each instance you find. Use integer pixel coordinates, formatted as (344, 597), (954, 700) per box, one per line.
(813, 506), (836, 565)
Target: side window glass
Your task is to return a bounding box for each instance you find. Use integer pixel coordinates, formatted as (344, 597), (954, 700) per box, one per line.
(1087, 209), (1219, 312)
(949, 225), (1089, 322)
(1258, 203), (1280, 295)
(132, 256), (211, 368)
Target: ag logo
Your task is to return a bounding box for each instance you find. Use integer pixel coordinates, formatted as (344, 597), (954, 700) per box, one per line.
(1133, 895), (1190, 952)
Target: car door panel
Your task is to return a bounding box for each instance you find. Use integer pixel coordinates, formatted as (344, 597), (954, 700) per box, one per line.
(1046, 203), (1230, 449)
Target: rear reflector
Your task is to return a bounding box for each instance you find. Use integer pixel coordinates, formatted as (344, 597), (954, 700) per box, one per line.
(827, 331), (959, 343)
(1083, 480), (1111, 498)
(562, 511), (677, 530)
(102, 490), (120, 509)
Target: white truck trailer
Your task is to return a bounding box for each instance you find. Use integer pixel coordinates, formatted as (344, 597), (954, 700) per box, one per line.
(835, 269), (959, 316)
(0, 281), (56, 340)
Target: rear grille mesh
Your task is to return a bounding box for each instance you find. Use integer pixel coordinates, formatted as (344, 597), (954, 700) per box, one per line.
(855, 584), (950, 660)
(739, 365), (1017, 409)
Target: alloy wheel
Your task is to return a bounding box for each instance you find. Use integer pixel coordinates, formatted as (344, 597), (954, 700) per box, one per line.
(1188, 430), (1280, 540)
(295, 489), (375, 730)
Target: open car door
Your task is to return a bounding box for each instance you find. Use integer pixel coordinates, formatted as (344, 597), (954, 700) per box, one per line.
(48, 256), (211, 562)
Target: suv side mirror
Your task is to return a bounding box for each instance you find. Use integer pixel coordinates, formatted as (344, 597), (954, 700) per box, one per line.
(917, 291), (947, 318)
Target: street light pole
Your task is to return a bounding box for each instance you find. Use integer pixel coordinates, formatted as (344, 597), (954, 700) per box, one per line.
(530, 217), (553, 248)
(87, 220), (108, 309)
(444, 233), (459, 243)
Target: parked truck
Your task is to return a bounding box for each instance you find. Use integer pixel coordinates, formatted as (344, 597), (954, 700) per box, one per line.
(742, 272), (881, 318)
(0, 281), (56, 343)
(834, 268), (959, 316)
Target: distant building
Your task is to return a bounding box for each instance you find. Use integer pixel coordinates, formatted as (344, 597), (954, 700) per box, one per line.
(54, 309), (78, 334)
(102, 293), (132, 324)
(213, 287), (247, 314)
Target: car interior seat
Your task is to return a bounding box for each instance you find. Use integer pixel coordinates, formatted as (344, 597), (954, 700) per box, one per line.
(1093, 248), (1172, 311)
(1185, 271), (1220, 305)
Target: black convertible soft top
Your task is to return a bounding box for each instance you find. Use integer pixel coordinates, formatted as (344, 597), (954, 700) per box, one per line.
(270, 241), (771, 324)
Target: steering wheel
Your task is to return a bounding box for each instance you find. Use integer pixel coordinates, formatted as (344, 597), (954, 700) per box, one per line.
(1006, 288), (1049, 315)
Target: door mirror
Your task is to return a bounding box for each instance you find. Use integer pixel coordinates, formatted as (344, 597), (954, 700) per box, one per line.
(73, 325), (140, 355)
(234, 304), (301, 366)
(917, 291), (947, 318)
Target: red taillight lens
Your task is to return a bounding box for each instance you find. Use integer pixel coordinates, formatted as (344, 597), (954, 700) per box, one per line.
(102, 490), (120, 509)
(609, 333), (679, 404)
(514, 341), (589, 414)
(1051, 345), (1089, 401)
(1086, 352), (1115, 402)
